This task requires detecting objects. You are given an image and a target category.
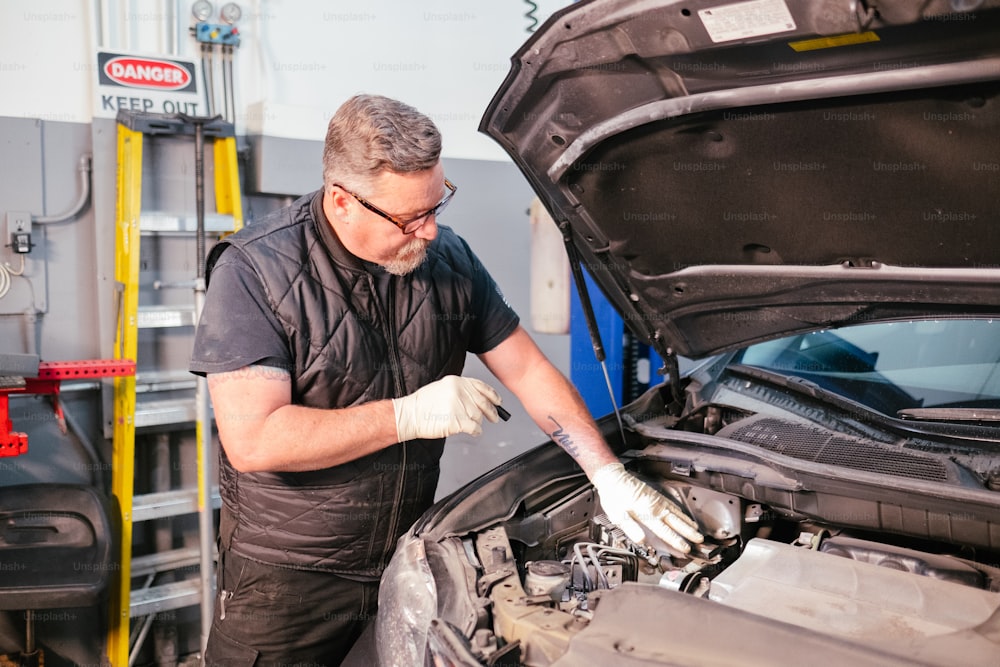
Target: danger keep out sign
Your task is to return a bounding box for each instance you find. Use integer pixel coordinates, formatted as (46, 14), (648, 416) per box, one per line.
(95, 51), (202, 118)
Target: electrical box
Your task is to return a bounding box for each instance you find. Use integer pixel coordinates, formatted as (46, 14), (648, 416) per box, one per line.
(0, 208), (45, 315)
(5, 211), (32, 254)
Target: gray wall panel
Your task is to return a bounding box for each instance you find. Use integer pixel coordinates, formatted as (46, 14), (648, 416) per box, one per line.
(0, 117), (109, 666)
(434, 156), (570, 499)
(247, 134), (324, 196)
(0, 118), (45, 318)
(0, 118), (102, 481)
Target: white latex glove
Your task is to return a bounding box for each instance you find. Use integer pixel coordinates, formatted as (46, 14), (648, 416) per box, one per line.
(591, 462), (704, 555)
(392, 375), (502, 442)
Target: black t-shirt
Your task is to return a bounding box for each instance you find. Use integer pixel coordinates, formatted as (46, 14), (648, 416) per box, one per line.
(189, 218), (519, 382)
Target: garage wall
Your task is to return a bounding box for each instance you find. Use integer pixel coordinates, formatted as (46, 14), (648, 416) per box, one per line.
(0, 0), (572, 159)
(0, 0), (578, 490)
(0, 3), (577, 660)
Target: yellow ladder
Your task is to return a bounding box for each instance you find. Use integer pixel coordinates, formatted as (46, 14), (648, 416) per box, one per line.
(110, 110), (242, 666)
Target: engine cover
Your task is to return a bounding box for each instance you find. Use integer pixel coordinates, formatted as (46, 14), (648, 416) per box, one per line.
(708, 538), (1000, 664)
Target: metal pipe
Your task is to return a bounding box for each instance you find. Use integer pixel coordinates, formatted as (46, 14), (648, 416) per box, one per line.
(99, 0), (111, 50)
(162, 0), (173, 56)
(192, 119), (216, 652)
(94, 0), (105, 50)
(123, 0), (132, 52)
(194, 125), (206, 276)
(23, 311), (38, 356)
(172, 0), (182, 56)
(129, 611), (155, 667)
(221, 48), (231, 123)
(33, 154), (92, 224)
(25, 610), (35, 653)
(228, 47), (237, 125)
(152, 432), (180, 667)
(202, 46), (216, 116)
(166, 0), (180, 56)
(62, 401), (106, 488)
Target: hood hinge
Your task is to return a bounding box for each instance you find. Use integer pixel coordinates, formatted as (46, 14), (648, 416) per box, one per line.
(654, 336), (686, 416)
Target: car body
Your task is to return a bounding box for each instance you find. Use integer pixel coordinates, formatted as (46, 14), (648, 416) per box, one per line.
(371, 1), (1000, 665)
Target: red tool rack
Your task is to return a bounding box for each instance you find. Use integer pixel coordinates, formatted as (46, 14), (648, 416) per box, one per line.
(1, 359), (136, 456)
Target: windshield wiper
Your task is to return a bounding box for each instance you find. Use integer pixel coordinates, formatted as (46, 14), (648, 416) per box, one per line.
(897, 408), (1000, 423)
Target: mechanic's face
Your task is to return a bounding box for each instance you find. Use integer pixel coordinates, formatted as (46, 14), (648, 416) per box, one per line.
(326, 164), (444, 275)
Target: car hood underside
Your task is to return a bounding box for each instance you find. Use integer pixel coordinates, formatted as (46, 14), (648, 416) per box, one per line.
(479, 0), (1000, 357)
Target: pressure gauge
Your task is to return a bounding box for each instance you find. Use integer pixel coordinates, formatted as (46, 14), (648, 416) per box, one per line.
(220, 2), (242, 24)
(192, 0), (213, 21)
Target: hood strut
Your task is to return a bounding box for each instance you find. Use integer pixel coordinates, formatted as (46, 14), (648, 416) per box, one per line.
(560, 222), (627, 445)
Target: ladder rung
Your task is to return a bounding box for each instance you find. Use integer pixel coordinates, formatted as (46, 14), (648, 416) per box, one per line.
(140, 212), (238, 233)
(135, 370), (197, 394)
(135, 397), (197, 428)
(131, 547), (204, 579)
(133, 487), (221, 522)
(130, 579), (203, 618)
(137, 305), (196, 329)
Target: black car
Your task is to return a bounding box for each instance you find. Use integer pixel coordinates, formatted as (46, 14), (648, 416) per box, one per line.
(371, 1), (1000, 665)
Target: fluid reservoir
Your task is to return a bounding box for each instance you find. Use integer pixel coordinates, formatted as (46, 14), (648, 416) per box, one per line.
(525, 560), (571, 601)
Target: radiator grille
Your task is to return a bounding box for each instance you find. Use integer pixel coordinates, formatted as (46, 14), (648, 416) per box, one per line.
(723, 417), (948, 482)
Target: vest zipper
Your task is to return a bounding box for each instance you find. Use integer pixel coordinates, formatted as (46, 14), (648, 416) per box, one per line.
(367, 272), (408, 564)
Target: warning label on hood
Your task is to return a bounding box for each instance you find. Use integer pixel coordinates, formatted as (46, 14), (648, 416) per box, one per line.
(699, 0), (797, 44)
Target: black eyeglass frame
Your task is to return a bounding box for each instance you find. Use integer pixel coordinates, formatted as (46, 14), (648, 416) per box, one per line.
(333, 179), (457, 234)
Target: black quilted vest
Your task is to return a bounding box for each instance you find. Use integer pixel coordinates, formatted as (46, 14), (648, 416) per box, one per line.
(208, 190), (484, 576)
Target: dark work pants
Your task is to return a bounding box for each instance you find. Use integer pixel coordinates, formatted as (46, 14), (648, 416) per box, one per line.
(203, 550), (379, 666)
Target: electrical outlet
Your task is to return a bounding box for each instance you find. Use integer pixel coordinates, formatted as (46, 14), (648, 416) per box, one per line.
(6, 211), (31, 236)
(5, 211), (33, 254)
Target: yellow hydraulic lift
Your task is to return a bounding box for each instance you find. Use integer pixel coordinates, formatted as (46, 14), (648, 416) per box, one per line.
(110, 110), (243, 665)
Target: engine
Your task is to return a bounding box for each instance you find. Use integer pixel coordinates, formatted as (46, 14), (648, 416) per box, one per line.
(466, 476), (1000, 667)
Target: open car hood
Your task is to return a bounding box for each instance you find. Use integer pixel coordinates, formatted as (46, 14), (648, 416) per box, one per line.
(480, 0), (1000, 358)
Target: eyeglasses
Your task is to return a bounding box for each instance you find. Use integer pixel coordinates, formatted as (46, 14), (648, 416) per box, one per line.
(334, 179), (457, 234)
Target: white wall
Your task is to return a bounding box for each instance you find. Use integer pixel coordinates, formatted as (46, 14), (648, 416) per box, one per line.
(0, 0), (572, 160)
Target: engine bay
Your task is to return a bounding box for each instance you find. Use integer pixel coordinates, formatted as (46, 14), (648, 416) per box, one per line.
(459, 444), (1000, 666)
(419, 369), (1000, 666)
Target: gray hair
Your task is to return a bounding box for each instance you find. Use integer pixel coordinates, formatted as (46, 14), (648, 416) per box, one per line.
(322, 94), (442, 192)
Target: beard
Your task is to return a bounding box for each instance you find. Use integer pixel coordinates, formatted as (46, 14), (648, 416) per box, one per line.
(382, 237), (431, 276)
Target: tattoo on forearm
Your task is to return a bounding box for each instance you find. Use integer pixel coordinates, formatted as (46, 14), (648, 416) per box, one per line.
(546, 416), (580, 459)
(208, 365), (291, 385)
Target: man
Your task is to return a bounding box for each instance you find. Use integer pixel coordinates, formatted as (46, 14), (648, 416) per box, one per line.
(190, 94), (702, 665)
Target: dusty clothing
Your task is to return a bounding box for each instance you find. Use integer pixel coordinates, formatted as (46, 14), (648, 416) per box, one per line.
(190, 190), (519, 577)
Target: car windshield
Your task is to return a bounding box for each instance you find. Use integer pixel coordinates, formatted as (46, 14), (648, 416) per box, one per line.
(732, 319), (1000, 419)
